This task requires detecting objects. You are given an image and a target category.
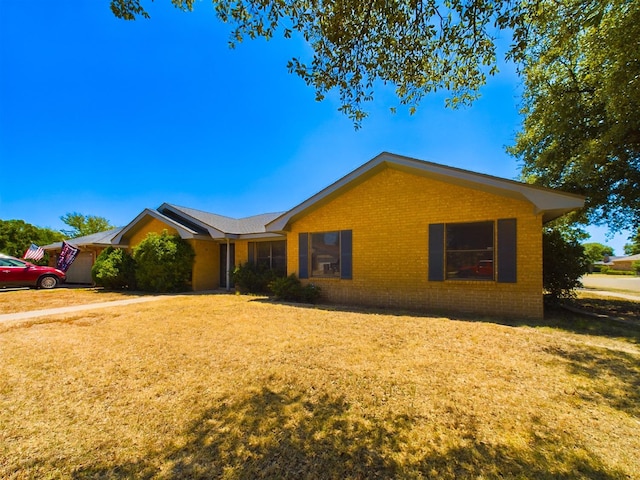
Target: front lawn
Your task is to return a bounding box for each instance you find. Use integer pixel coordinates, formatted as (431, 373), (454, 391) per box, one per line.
(570, 292), (640, 323)
(1, 293), (638, 479)
(0, 287), (143, 314)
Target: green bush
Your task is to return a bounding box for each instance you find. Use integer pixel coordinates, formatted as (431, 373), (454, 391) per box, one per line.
(543, 229), (589, 302)
(633, 261), (640, 275)
(268, 274), (321, 303)
(600, 266), (610, 274)
(91, 247), (136, 290)
(604, 269), (636, 276)
(133, 231), (195, 293)
(232, 262), (281, 294)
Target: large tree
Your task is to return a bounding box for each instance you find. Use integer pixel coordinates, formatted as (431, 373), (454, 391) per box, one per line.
(110, 0), (531, 124)
(509, 0), (640, 232)
(624, 228), (640, 256)
(110, 0), (639, 234)
(0, 220), (64, 261)
(582, 242), (614, 265)
(60, 213), (114, 238)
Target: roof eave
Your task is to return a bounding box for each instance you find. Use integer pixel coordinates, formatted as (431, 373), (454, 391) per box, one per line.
(112, 209), (201, 245)
(159, 203), (230, 238)
(266, 152), (585, 231)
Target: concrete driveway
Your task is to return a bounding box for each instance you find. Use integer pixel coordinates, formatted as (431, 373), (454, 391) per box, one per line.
(581, 274), (640, 292)
(580, 274), (640, 301)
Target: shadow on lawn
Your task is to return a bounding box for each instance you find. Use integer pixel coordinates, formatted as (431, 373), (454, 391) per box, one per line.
(72, 386), (625, 480)
(544, 344), (640, 418)
(251, 297), (640, 344)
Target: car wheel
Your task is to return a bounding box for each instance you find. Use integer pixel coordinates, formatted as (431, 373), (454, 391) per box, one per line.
(38, 275), (59, 289)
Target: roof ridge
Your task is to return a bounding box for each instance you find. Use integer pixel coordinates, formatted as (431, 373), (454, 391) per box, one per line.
(165, 203), (238, 221)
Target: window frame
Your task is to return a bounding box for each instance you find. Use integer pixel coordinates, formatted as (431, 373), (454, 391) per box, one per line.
(248, 240), (287, 274)
(310, 231), (342, 278)
(428, 219), (517, 283)
(445, 221), (495, 281)
(299, 230), (352, 280)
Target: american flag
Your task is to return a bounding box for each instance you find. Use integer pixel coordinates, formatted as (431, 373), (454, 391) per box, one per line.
(24, 243), (45, 261)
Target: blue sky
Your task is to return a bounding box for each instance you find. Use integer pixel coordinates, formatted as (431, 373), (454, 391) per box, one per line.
(0, 1), (630, 253)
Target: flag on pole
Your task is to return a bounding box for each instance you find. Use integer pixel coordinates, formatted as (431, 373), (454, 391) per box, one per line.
(56, 241), (80, 272)
(23, 244), (45, 261)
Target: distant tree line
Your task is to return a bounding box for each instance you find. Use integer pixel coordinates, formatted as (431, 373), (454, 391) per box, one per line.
(0, 214), (113, 264)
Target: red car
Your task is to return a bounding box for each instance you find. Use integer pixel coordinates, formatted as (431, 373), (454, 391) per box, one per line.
(457, 260), (494, 279)
(0, 253), (66, 289)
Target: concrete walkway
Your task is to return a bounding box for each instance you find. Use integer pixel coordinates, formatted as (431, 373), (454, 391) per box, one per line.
(0, 296), (168, 323)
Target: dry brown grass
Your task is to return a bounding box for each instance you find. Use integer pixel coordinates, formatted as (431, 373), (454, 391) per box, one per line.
(0, 288), (144, 314)
(571, 291), (640, 323)
(1, 292), (639, 479)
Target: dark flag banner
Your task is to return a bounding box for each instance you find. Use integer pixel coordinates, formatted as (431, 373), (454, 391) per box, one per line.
(57, 241), (80, 272)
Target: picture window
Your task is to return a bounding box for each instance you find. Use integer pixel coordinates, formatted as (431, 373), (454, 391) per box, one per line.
(445, 221), (494, 280)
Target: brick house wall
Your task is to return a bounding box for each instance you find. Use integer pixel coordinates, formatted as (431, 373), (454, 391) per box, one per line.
(286, 167), (544, 319)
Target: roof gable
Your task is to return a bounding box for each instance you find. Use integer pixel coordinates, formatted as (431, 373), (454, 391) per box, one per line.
(112, 208), (204, 245)
(266, 152), (585, 231)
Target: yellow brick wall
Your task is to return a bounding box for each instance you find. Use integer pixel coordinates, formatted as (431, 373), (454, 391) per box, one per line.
(125, 218), (179, 248)
(286, 167), (544, 319)
(235, 240), (250, 267)
(189, 239), (219, 291)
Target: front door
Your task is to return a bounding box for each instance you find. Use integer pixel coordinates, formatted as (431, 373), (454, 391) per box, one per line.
(220, 243), (235, 288)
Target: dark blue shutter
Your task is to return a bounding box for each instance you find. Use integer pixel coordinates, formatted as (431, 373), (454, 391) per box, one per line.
(497, 219), (517, 283)
(429, 224), (445, 281)
(340, 230), (352, 280)
(298, 233), (309, 279)
(248, 242), (255, 265)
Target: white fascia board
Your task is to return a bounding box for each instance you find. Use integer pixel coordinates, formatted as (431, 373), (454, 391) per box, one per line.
(266, 152), (585, 231)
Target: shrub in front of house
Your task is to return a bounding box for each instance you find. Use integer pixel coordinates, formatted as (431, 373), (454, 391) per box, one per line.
(268, 274), (321, 303)
(543, 229), (589, 302)
(91, 247), (136, 290)
(603, 269), (637, 276)
(133, 231), (195, 293)
(633, 261), (640, 275)
(232, 262), (282, 294)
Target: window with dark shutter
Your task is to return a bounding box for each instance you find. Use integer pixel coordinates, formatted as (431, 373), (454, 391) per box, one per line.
(298, 233), (309, 279)
(299, 230), (353, 279)
(248, 242), (255, 265)
(497, 219), (517, 283)
(340, 230), (352, 280)
(446, 221), (494, 280)
(428, 223), (445, 281)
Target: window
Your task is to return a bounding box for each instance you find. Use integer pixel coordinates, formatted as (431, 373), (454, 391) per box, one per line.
(0, 257), (26, 267)
(298, 230), (352, 279)
(248, 240), (286, 274)
(311, 231), (341, 277)
(429, 220), (517, 283)
(446, 221), (494, 280)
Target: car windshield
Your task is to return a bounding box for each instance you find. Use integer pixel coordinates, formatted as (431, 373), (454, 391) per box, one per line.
(0, 257), (27, 267)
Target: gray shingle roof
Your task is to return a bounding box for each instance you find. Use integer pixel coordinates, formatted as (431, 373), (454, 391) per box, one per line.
(612, 254), (640, 262)
(163, 204), (284, 235)
(42, 227), (123, 250)
(266, 152), (585, 231)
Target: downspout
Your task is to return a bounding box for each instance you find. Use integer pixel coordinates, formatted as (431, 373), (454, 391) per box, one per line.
(226, 238), (231, 292)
